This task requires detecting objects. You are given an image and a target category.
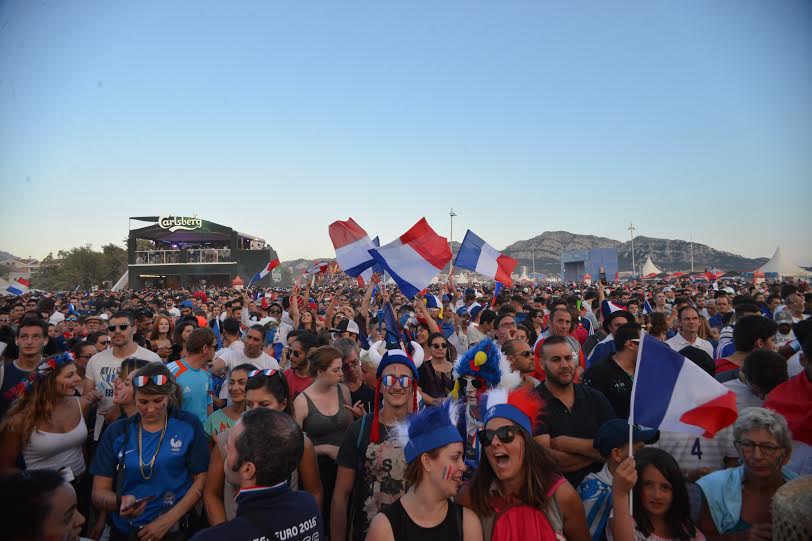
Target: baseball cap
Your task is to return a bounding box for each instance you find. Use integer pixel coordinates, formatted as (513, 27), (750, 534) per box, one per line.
(722, 287), (735, 295)
(775, 311), (793, 325)
(331, 319), (360, 335)
(593, 419), (659, 457)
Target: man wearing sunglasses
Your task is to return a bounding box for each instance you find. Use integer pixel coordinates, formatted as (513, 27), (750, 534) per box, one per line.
(502, 338), (539, 390)
(83, 311), (161, 433)
(583, 323), (641, 419)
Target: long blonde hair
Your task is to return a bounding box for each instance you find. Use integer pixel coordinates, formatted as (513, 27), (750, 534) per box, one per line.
(0, 354), (75, 443)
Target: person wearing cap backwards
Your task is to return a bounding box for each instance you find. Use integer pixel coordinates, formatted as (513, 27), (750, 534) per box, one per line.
(458, 387), (590, 541)
(331, 317), (361, 343)
(365, 402), (483, 541)
(331, 343), (425, 541)
(577, 420), (659, 541)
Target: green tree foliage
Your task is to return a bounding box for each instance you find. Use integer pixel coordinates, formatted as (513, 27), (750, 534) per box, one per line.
(33, 244), (127, 291)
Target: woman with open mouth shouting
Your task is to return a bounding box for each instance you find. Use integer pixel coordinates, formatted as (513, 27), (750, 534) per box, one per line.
(459, 388), (590, 541)
(365, 401), (483, 541)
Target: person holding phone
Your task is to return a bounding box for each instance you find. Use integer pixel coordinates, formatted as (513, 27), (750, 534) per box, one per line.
(90, 363), (209, 541)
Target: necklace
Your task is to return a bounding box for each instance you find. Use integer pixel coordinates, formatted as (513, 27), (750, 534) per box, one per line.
(138, 414), (168, 480)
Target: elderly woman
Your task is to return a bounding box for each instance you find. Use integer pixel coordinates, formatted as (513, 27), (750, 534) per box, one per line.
(696, 407), (798, 541)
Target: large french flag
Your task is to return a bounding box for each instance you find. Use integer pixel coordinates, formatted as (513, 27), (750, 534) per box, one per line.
(600, 299), (626, 320)
(253, 256), (280, 282)
(368, 218), (452, 298)
(329, 218), (376, 279)
(454, 230), (517, 286)
(630, 333), (737, 437)
(6, 278), (30, 296)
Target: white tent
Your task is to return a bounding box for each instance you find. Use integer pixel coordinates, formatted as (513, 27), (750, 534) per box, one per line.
(757, 246), (811, 277)
(641, 256), (662, 276)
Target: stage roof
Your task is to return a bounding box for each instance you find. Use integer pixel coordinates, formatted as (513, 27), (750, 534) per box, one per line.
(129, 216), (255, 244)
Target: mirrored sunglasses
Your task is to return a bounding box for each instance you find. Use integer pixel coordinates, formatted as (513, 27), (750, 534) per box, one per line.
(381, 374), (414, 388)
(248, 369), (278, 378)
(132, 375), (170, 388)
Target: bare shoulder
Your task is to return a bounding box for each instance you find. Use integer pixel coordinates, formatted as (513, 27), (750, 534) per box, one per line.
(366, 511), (394, 541)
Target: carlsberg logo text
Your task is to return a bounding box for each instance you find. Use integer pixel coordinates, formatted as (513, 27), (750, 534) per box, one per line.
(158, 216), (203, 232)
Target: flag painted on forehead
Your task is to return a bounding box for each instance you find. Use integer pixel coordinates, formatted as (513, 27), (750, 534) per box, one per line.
(630, 333), (737, 437)
(252, 249), (280, 282)
(368, 218), (452, 298)
(454, 230), (518, 286)
(329, 218), (376, 279)
(5, 278), (30, 296)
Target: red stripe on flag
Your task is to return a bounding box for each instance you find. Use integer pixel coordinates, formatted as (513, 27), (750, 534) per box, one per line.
(16, 278), (31, 287)
(398, 218), (452, 270)
(329, 218), (369, 249)
(678, 390), (738, 438)
(494, 254), (518, 286)
(266, 259), (280, 272)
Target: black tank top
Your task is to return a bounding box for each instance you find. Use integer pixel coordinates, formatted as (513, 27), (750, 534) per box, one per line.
(381, 498), (462, 541)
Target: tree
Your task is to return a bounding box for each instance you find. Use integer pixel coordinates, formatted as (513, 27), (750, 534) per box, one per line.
(32, 244), (128, 291)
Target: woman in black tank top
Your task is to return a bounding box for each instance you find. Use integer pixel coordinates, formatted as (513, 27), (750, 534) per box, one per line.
(364, 402), (483, 541)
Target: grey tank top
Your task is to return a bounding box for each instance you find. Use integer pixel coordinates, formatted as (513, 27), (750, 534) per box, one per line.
(301, 386), (352, 447)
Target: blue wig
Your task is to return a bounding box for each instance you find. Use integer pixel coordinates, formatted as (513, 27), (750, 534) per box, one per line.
(453, 338), (504, 388)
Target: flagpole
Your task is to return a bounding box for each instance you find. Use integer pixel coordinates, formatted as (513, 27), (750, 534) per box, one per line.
(627, 328), (646, 516)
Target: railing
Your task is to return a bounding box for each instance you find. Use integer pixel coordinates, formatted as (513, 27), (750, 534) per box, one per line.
(134, 249), (232, 265)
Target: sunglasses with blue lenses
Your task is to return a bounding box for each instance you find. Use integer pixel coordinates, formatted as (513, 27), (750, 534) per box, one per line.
(248, 369), (279, 378)
(132, 375), (170, 388)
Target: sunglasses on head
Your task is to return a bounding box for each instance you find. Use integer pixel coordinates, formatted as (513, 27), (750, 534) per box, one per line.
(459, 378), (483, 390)
(66, 317), (78, 322)
(248, 369), (278, 378)
(132, 375), (170, 388)
(478, 425), (519, 447)
(381, 374), (414, 388)
(108, 324), (129, 332)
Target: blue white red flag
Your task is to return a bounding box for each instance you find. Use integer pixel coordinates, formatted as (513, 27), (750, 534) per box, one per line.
(252, 256), (280, 283)
(642, 299), (654, 315)
(368, 218), (452, 298)
(630, 333), (737, 437)
(329, 218), (376, 280)
(600, 300), (625, 320)
(454, 230), (518, 286)
(5, 278), (30, 296)
(306, 261), (329, 275)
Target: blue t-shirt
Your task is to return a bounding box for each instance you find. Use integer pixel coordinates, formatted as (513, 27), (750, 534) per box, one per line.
(168, 360), (212, 425)
(89, 410), (209, 534)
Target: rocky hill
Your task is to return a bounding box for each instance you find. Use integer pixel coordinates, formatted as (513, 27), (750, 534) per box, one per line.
(501, 231), (767, 274)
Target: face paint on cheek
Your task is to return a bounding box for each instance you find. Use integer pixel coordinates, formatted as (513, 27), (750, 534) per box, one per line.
(442, 465), (453, 481)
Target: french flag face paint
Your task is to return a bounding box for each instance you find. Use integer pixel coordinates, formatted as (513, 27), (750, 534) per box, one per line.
(442, 465), (454, 481)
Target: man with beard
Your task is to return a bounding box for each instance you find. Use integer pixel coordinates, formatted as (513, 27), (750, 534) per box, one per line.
(534, 336), (616, 487)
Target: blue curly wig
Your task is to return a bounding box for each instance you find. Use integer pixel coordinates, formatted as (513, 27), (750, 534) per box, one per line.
(453, 338), (504, 387)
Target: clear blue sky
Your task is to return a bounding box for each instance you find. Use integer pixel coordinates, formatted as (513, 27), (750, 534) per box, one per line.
(1, 0), (810, 266)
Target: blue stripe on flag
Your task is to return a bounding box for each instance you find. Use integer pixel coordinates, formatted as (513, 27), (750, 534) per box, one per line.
(454, 230), (486, 271)
(368, 248), (421, 298)
(632, 334), (684, 428)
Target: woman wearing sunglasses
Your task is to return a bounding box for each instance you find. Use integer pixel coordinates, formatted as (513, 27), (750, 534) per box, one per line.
(203, 368), (322, 525)
(459, 388), (590, 541)
(90, 363), (209, 541)
(418, 332), (457, 407)
(366, 402), (483, 541)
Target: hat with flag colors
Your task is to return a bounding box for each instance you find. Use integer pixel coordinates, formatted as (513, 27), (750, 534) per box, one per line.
(454, 230), (518, 286)
(394, 400), (463, 463)
(368, 218), (452, 298)
(482, 387), (545, 435)
(630, 333), (737, 437)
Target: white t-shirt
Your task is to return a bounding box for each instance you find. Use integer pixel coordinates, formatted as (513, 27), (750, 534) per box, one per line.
(652, 429), (736, 476)
(723, 378), (763, 411)
(215, 349), (279, 400)
(666, 333), (714, 359)
(85, 346), (162, 411)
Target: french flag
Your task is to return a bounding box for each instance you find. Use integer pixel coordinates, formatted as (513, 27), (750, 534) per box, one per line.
(631, 333), (737, 437)
(642, 298), (654, 315)
(454, 230), (517, 286)
(5, 278), (30, 296)
(329, 218), (376, 280)
(306, 260), (329, 275)
(253, 257), (280, 282)
(600, 299), (625, 320)
(368, 218), (452, 298)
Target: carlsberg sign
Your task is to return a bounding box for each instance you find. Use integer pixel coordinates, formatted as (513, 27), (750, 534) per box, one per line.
(158, 216), (203, 232)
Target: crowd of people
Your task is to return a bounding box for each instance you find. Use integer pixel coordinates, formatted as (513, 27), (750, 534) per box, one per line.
(0, 275), (810, 541)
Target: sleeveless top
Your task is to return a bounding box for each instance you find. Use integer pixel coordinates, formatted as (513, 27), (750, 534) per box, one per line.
(418, 361), (456, 399)
(217, 428), (302, 521)
(382, 498), (462, 541)
(302, 386), (352, 447)
(23, 397), (88, 476)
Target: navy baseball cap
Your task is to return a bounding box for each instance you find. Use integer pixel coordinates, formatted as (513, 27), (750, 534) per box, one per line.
(593, 419), (659, 457)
